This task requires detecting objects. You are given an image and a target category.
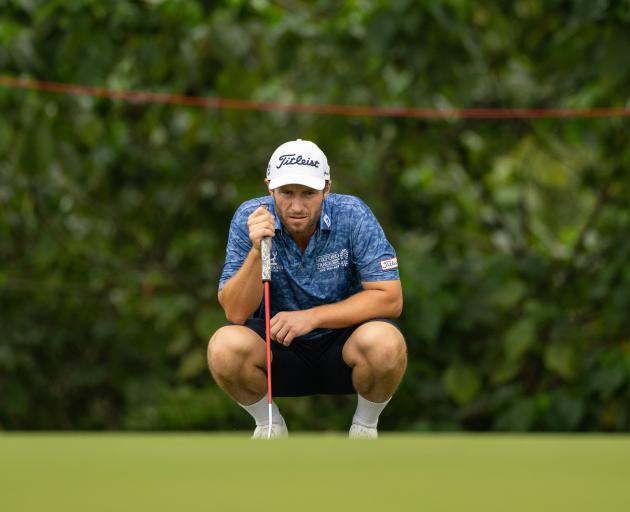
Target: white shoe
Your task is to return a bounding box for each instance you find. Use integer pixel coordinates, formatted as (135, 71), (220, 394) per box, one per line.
(251, 417), (289, 439)
(349, 423), (378, 439)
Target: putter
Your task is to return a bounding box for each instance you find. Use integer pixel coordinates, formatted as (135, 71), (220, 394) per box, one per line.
(261, 205), (273, 439)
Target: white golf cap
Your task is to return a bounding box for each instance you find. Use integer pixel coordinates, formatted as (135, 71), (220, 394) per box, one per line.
(266, 139), (330, 190)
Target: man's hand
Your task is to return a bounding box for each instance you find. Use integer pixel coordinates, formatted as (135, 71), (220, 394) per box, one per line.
(270, 310), (318, 346)
(247, 205), (275, 251)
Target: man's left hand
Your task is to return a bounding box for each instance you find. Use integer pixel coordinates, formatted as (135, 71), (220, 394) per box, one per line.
(269, 310), (317, 346)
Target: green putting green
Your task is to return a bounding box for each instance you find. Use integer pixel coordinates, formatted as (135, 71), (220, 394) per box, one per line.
(1, 433), (629, 511)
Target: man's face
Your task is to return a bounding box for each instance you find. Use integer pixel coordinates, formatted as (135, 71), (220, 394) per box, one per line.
(270, 183), (329, 239)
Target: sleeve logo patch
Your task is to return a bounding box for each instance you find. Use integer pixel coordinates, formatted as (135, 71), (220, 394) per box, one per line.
(380, 257), (398, 271)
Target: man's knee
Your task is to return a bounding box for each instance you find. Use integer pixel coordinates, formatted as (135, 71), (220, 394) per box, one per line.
(345, 322), (407, 372)
(207, 326), (263, 375)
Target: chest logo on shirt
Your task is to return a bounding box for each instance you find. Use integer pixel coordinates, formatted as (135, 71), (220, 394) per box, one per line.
(380, 257), (398, 271)
(316, 249), (349, 272)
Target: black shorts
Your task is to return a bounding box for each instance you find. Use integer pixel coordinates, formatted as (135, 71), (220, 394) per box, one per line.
(238, 317), (399, 397)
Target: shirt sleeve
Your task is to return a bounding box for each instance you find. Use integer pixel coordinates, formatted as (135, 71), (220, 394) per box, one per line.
(351, 200), (400, 282)
(218, 204), (254, 291)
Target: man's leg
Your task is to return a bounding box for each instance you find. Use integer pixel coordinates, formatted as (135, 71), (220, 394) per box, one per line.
(207, 325), (287, 437)
(342, 321), (407, 438)
(207, 325), (268, 404)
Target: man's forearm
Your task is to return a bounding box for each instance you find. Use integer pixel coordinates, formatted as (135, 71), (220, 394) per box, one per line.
(218, 248), (264, 324)
(309, 286), (402, 330)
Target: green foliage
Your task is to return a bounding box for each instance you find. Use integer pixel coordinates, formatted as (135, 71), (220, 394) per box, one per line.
(1, 0), (629, 431)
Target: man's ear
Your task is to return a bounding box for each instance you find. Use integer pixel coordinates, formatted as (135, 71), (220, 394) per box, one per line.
(323, 180), (331, 197)
(264, 178), (273, 195)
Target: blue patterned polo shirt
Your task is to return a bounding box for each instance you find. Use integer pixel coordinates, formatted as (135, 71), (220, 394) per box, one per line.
(219, 193), (400, 340)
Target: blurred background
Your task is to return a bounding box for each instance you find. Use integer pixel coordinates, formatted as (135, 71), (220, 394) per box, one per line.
(1, 0), (629, 432)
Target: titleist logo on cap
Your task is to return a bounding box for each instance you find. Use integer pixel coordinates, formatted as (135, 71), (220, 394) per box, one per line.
(276, 153), (321, 169)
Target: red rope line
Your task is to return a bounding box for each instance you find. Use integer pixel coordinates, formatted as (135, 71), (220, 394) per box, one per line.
(2, 75), (629, 119)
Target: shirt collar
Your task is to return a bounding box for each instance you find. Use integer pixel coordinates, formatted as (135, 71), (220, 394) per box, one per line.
(319, 195), (332, 231)
(269, 201), (282, 232)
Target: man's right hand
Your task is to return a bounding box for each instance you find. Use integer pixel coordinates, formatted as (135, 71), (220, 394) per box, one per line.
(248, 205), (275, 251)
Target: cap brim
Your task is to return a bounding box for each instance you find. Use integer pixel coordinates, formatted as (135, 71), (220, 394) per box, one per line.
(268, 175), (325, 190)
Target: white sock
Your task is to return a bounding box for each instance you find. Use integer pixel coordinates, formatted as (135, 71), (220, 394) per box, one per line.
(239, 395), (282, 426)
(352, 394), (391, 428)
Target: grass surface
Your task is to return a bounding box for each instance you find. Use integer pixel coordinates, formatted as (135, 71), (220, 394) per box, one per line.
(1, 433), (629, 511)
